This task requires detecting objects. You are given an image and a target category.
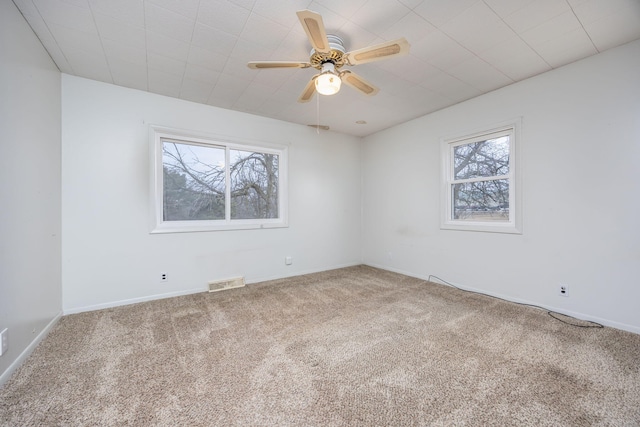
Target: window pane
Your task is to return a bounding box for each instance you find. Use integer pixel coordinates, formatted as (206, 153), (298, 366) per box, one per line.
(452, 179), (509, 222)
(454, 136), (509, 180)
(162, 141), (225, 221)
(230, 150), (279, 219)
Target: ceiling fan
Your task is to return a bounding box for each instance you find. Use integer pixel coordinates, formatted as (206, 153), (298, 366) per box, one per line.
(247, 10), (410, 103)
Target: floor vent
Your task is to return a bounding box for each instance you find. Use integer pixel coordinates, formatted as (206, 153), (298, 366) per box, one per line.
(208, 277), (245, 293)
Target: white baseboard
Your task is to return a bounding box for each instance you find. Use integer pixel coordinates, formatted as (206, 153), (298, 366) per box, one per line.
(63, 287), (205, 315)
(363, 262), (640, 336)
(245, 262), (363, 285)
(0, 312), (62, 387)
(63, 262), (363, 315)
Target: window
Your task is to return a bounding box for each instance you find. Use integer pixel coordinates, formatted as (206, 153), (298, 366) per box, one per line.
(441, 119), (521, 234)
(150, 126), (288, 233)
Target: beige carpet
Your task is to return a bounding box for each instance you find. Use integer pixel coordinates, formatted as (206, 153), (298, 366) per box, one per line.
(1, 266), (639, 426)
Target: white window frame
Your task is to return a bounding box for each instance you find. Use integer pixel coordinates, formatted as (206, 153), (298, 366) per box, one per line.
(440, 118), (522, 234)
(149, 125), (288, 233)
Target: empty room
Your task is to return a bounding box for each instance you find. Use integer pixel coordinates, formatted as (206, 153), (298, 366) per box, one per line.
(1, 0), (639, 425)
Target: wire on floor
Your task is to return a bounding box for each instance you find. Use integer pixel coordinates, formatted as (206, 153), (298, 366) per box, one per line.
(427, 275), (603, 329)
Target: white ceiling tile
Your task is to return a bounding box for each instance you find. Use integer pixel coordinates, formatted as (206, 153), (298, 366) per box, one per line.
(270, 28), (312, 61)
(146, 0), (201, 20)
(180, 78), (215, 104)
(12, 0), (40, 18)
(191, 23), (238, 56)
(251, 68), (298, 89)
(148, 52), (186, 76)
(419, 70), (482, 102)
(337, 21), (378, 51)
(311, 0), (367, 19)
(280, 68), (317, 96)
(240, 13), (290, 50)
(305, 2), (349, 33)
(570, 0), (640, 24)
(146, 31), (191, 61)
(352, 66), (412, 97)
(483, 0), (537, 19)
(32, 0), (95, 32)
(266, 84), (303, 104)
(349, 0), (411, 36)
(381, 11), (437, 44)
(228, 0), (257, 11)
(251, 1), (309, 27)
(530, 27), (598, 68)
(403, 85), (452, 114)
(187, 46), (228, 72)
(413, 0), (478, 27)
(566, 0), (590, 6)
(64, 47), (113, 83)
(520, 10), (583, 47)
(88, 0), (144, 28)
(504, 0), (571, 34)
(478, 36), (551, 80)
(411, 30), (475, 70)
(184, 63), (221, 85)
(108, 58), (148, 91)
(229, 37), (274, 63)
(148, 68), (182, 97)
(582, 6), (640, 51)
(376, 54), (440, 85)
(440, 2), (515, 53)
(234, 80), (278, 110)
(448, 57), (513, 92)
(63, 0), (89, 8)
(48, 23), (102, 53)
(144, 2), (196, 42)
(223, 55), (258, 82)
(93, 12), (145, 49)
(102, 39), (146, 67)
(208, 73), (250, 108)
(397, 0), (425, 10)
(197, 0), (251, 36)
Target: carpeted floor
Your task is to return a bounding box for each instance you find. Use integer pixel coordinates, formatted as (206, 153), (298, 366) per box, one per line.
(1, 265), (639, 426)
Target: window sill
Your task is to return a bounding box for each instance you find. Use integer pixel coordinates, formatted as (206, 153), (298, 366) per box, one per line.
(150, 220), (288, 234)
(441, 221), (522, 234)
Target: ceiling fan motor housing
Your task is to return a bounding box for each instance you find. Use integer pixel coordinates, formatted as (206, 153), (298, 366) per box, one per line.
(310, 35), (346, 69)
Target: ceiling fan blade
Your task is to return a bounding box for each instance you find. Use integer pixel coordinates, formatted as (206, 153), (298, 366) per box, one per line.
(247, 61), (312, 69)
(296, 10), (331, 54)
(344, 38), (410, 66)
(340, 71), (379, 96)
(298, 77), (317, 103)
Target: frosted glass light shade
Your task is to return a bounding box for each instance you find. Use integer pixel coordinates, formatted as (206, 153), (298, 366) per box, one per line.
(315, 62), (341, 95)
(315, 72), (341, 95)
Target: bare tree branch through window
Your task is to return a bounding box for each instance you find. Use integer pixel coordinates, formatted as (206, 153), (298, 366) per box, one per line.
(162, 141), (279, 222)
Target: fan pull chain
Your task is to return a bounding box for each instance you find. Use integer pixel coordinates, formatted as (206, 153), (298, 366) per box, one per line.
(316, 91), (320, 135)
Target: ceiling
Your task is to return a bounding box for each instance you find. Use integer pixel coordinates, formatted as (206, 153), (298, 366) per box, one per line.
(12, 0), (640, 137)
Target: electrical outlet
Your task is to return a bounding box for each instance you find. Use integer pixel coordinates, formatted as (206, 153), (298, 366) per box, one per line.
(559, 284), (569, 297)
(160, 272), (168, 282)
(285, 256), (292, 265)
(0, 328), (8, 356)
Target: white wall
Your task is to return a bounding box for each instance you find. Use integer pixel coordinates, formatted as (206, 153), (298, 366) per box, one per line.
(61, 75), (362, 312)
(0, 0), (62, 382)
(362, 40), (640, 333)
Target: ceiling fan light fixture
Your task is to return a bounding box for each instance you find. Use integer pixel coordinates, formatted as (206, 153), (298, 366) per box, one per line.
(315, 62), (341, 95)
